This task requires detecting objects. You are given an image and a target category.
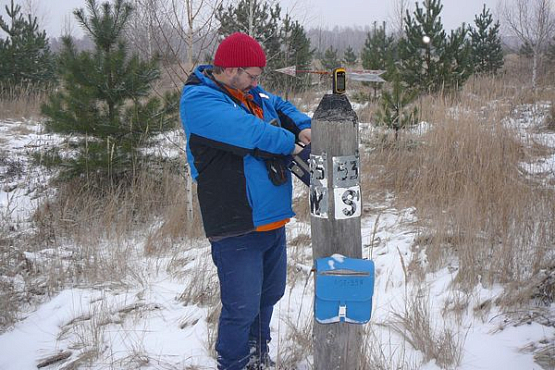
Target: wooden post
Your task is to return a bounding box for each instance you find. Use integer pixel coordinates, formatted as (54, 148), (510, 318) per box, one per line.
(310, 93), (363, 369)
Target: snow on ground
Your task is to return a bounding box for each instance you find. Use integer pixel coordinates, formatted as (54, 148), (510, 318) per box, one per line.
(506, 103), (555, 185)
(1, 102), (554, 369)
(0, 119), (60, 227)
(0, 269), (215, 369)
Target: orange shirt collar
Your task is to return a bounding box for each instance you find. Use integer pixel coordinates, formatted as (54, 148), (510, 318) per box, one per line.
(223, 85), (264, 119)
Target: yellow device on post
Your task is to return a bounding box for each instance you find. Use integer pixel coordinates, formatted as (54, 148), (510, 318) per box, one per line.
(332, 67), (346, 94)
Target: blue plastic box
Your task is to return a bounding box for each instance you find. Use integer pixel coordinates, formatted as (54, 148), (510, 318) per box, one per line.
(314, 255), (375, 324)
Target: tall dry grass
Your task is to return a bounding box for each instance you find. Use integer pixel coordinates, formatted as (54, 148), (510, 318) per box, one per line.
(548, 102), (555, 131)
(0, 161), (204, 332)
(361, 75), (555, 302)
(0, 83), (51, 119)
(34, 161), (204, 250)
(389, 289), (464, 369)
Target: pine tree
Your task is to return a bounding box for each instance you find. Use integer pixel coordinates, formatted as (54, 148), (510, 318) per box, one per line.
(321, 45), (341, 70)
(343, 45), (357, 66)
(216, 0), (281, 67)
(361, 22), (396, 72)
(398, 0), (472, 93)
(470, 5), (504, 75)
(215, 1), (313, 92)
(41, 0), (178, 181)
(441, 25), (473, 90)
(0, 0), (55, 92)
(278, 16), (314, 92)
(375, 69), (419, 140)
(216, 0), (288, 90)
(398, 0), (445, 92)
(360, 22), (396, 100)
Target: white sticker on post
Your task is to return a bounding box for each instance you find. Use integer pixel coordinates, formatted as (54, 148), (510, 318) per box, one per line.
(332, 154), (359, 188)
(309, 153), (327, 188)
(310, 186), (329, 218)
(334, 186), (361, 219)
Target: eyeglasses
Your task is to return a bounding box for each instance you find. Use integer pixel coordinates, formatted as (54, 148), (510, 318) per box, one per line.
(239, 68), (263, 82)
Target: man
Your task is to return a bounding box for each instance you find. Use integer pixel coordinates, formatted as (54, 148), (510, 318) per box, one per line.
(180, 32), (311, 370)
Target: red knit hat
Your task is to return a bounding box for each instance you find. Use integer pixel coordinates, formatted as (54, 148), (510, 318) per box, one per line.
(214, 32), (266, 68)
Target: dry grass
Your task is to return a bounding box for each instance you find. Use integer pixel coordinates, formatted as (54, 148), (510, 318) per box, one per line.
(0, 161), (204, 332)
(175, 249), (219, 308)
(534, 344), (555, 370)
(292, 186), (311, 223)
(0, 83), (51, 119)
(548, 102), (555, 131)
(389, 290), (464, 369)
(53, 298), (170, 369)
(276, 314), (314, 368)
(360, 326), (421, 370)
(33, 160), (203, 249)
(144, 179), (204, 255)
(360, 73), (555, 301)
(205, 301), (221, 360)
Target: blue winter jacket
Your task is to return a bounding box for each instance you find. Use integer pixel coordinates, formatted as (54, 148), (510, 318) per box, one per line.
(180, 65), (311, 237)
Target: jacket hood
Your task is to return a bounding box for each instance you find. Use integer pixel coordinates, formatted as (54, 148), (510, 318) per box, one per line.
(184, 65), (217, 88)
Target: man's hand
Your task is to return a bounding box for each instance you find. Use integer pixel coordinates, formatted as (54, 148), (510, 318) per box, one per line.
(293, 143), (304, 155)
(298, 128), (311, 145)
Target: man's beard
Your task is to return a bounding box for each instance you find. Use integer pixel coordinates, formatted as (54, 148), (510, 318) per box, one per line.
(230, 75), (250, 93)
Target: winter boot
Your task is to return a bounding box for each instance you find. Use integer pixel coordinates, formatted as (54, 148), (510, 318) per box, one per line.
(245, 353), (276, 370)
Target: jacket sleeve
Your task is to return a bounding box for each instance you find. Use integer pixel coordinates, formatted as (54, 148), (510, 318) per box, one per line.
(270, 94), (311, 132)
(181, 86), (295, 157)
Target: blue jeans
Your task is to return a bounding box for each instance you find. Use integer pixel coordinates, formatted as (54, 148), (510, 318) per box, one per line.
(210, 227), (287, 370)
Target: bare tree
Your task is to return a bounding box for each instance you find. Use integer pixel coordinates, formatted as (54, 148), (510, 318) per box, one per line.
(22, 0), (49, 30)
(126, 0), (221, 78)
(165, 0), (221, 224)
(126, 0), (164, 61)
(307, 26), (370, 56)
(390, 0), (411, 38)
(125, 0), (222, 225)
(61, 14), (76, 37)
(501, 0), (555, 88)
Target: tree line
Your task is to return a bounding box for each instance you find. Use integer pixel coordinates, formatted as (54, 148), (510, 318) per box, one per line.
(1, 0), (554, 181)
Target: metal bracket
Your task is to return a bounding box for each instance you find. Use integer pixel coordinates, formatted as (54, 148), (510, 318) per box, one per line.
(338, 305), (347, 320)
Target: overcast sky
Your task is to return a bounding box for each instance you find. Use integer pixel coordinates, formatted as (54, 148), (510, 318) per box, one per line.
(1, 0), (501, 38)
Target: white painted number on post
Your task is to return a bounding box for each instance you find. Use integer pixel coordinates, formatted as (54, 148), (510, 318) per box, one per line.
(310, 186), (328, 218)
(333, 155), (359, 188)
(310, 153), (329, 218)
(310, 154), (328, 188)
(334, 186), (361, 220)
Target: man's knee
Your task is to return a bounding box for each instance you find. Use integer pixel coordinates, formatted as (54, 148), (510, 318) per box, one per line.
(221, 300), (260, 324)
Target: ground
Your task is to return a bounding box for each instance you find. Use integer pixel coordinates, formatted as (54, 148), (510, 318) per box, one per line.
(0, 99), (554, 369)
